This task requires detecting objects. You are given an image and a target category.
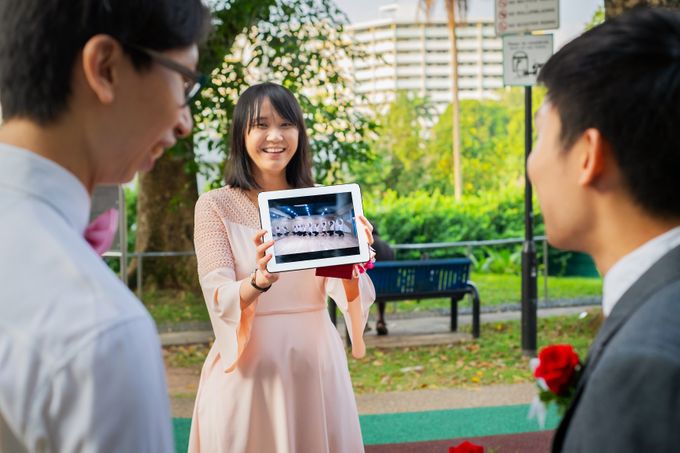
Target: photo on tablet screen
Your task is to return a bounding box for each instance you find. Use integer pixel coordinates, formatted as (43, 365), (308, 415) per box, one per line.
(267, 192), (359, 264)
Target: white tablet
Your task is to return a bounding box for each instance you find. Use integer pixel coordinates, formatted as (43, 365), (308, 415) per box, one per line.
(258, 183), (370, 273)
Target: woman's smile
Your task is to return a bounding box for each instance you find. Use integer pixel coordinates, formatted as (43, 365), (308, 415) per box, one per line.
(261, 146), (286, 154)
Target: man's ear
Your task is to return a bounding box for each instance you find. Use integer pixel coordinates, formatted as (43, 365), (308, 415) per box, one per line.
(80, 35), (122, 105)
(578, 128), (608, 187)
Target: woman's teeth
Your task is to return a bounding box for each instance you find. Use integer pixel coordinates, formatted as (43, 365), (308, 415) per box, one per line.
(262, 148), (285, 154)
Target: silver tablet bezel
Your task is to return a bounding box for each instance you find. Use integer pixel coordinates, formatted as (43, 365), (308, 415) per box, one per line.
(257, 183), (370, 273)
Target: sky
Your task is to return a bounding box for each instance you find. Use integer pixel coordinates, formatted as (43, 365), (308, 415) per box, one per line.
(333, 0), (604, 49)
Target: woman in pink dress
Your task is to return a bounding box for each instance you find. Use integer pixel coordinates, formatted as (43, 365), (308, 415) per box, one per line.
(188, 82), (375, 452)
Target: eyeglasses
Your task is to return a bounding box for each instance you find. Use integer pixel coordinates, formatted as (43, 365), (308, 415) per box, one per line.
(124, 43), (207, 106)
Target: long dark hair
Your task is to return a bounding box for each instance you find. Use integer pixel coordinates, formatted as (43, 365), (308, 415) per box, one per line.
(224, 82), (314, 190)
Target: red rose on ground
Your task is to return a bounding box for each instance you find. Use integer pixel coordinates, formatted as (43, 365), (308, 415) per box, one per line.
(534, 344), (580, 395)
(449, 440), (484, 453)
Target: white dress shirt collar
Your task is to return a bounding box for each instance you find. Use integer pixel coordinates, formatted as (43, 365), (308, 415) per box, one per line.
(0, 143), (90, 234)
(602, 225), (680, 316)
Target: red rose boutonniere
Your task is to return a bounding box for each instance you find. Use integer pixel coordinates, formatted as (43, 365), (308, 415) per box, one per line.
(449, 440), (484, 453)
(528, 344), (583, 427)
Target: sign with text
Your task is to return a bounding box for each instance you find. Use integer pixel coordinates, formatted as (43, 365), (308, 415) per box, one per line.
(502, 34), (553, 86)
(495, 0), (559, 36)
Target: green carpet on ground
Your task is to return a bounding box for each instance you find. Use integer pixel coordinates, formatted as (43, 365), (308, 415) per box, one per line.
(173, 418), (191, 453)
(172, 403), (559, 452)
(359, 404), (559, 445)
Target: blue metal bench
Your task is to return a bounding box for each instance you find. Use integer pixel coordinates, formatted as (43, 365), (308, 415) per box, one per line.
(329, 258), (481, 338)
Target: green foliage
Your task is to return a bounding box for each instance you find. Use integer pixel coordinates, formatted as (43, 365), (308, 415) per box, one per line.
(362, 187), (569, 273)
(427, 88), (546, 196)
(365, 188), (535, 249)
(149, 272), (602, 325)
(364, 186), (593, 278)
(349, 92), (435, 198)
(476, 247), (522, 275)
(353, 88), (546, 199)
(163, 311), (601, 393)
(349, 312), (599, 393)
(431, 98), (516, 195)
(165, 312), (600, 394)
(124, 185), (137, 253)
(380, 273), (602, 313)
(585, 5), (605, 30)
(351, 87), (561, 270)
(194, 0), (376, 188)
(144, 290), (208, 325)
(105, 185), (138, 273)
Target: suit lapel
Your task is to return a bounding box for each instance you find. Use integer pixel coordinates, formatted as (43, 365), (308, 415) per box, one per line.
(552, 244), (680, 452)
(586, 244), (680, 378)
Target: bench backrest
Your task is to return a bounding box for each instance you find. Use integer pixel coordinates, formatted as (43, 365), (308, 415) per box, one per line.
(367, 258), (471, 298)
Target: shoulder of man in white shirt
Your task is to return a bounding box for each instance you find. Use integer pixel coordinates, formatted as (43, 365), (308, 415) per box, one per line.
(0, 189), (172, 452)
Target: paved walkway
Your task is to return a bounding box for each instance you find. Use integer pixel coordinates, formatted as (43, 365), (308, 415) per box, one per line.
(163, 304), (600, 418)
(160, 304), (600, 348)
(166, 368), (537, 418)
(355, 383), (536, 414)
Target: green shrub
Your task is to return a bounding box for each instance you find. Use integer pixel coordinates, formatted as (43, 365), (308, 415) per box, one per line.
(362, 189), (591, 275)
(476, 246), (522, 274)
(366, 188), (542, 246)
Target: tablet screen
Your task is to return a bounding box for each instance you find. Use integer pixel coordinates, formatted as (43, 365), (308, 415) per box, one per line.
(258, 184), (369, 272)
(268, 192), (359, 263)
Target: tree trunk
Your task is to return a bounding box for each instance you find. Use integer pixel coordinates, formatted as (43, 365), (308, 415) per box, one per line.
(605, 0), (680, 18)
(448, 4), (463, 200)
(129, 141), (199, 292)
(421, 0), (467, 199)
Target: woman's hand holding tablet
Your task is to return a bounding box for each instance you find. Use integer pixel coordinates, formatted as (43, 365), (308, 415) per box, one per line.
(257, 183), (371, 273)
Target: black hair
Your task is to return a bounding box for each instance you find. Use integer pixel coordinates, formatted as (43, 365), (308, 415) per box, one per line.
(0, 0), (210, 124)
(538, 7), (680, 219)
(225, 82), (315, 190)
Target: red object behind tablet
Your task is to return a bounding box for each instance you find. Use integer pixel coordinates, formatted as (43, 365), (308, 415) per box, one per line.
(315, 264), (354, 280)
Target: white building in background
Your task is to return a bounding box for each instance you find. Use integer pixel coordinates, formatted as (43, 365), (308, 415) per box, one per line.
(347, 3), (503, 115)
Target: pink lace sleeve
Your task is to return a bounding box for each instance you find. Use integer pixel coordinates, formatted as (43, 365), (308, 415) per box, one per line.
(194, 194), (234, 278)
(194, 191), (255, 372)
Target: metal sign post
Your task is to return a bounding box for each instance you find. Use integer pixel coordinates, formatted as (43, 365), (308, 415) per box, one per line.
(501, 35), (553, 356)
(521, 86), (538, 356)
(497, 0), (557, 356)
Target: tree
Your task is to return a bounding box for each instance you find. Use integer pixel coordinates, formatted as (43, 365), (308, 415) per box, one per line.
(132, 0), (375, 292)
(351, 88), (547, 199)
(420, 0), (469, 200)
(425, 89), (547, 196)
(348, 91), (434, 198)
(429, 99), (514, 195)
(605, 0), (680, 18)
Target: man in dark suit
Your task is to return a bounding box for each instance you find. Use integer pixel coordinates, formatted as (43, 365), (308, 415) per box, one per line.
(528, 7), (680, 452)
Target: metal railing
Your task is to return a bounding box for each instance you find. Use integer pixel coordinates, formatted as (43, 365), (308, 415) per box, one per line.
(103, 250), (195, 299)
(392, 236), (550, 304)
(104, 236), (551, 302)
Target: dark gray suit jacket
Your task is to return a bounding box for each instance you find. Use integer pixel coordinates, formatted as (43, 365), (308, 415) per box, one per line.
(553, 245), (680, 452)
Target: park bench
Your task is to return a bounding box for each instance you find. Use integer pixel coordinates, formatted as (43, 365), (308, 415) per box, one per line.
(329, 258), (481, 338)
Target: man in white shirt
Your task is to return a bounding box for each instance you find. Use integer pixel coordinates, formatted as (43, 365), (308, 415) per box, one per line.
(0, 0), (210, 451)
(528, 8), (680, 453)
